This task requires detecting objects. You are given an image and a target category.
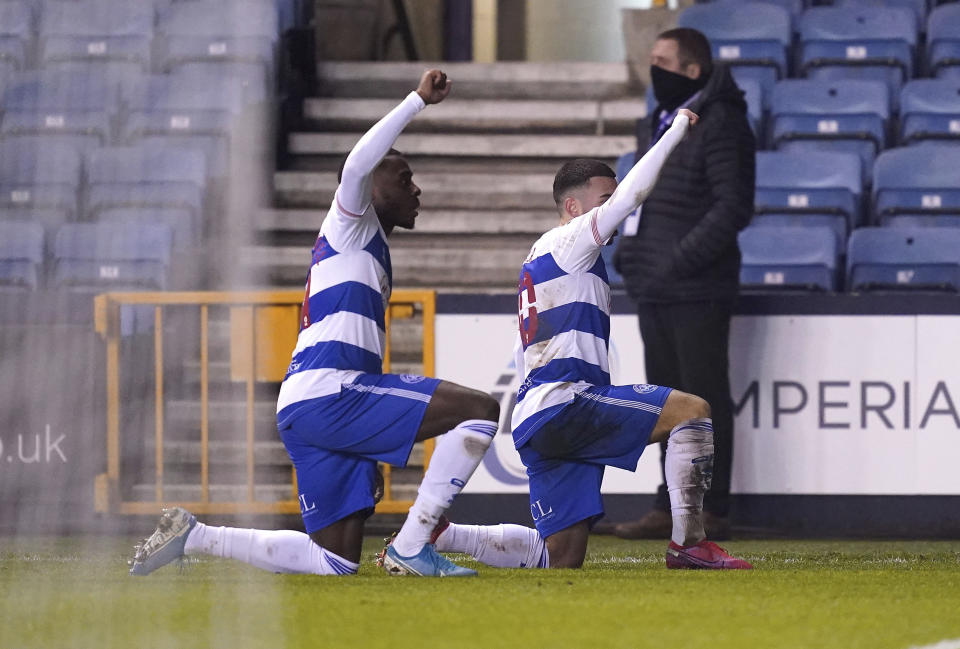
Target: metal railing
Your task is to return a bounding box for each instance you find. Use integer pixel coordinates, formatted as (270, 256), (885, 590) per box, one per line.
(93, 289), (436, 516)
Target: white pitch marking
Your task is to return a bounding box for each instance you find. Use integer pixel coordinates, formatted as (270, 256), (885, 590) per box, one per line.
(907, 639), (960, 649)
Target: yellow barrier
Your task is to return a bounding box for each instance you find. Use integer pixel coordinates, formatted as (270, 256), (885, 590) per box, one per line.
(93, 290), (436, 516)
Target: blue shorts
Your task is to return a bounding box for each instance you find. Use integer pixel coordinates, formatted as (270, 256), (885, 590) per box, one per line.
(279, 373), (441, 533)
(517, 383), (672, 539)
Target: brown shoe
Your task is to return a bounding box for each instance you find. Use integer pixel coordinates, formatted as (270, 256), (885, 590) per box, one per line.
(703, 511), (731, 541)
(612, 508), (672, 540)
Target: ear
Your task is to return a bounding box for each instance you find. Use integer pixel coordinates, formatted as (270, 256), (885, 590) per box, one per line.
(683, 62), (701, 80)
(563, 195), (582, 219)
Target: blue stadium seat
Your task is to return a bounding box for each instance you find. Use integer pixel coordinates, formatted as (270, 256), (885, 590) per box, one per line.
(739, 225), (840, 291)
(799, 7), (916, 101)
(3, 69), (122, 115)
(899, 80), (960, 145)
(53, 223), (173, 290)
(838, 0), (927, 30)
(927, 4), (960, 79)
(85, 146), (207, 223)
(122, 73), (261, 179)
(0, 221), (44, 290)
(678, 2), (791, 94)
(754, 150), (862, 243)
(0, 141), (81, 221)
(847, 227), (960, 292)
(97, 207), (198, 251)
(873, 146), (960, 227)
(771, 79), (888, 181)
(157, 1), (278, 79)
(0, 2), (31, 74)
(38, 1), (153, 73)
(0, 110), (111, 152)
(717, 0), (803, 21)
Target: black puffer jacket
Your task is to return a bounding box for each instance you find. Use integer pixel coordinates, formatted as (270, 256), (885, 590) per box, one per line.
(614, 64), (755, 303)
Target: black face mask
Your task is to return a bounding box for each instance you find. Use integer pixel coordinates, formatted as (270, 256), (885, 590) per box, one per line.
(650, 65), (705, 112)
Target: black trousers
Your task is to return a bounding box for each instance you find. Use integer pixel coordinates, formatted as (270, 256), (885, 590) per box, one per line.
(636, 300), (735, 517)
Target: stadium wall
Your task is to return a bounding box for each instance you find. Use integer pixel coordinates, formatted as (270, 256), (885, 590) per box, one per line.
(440, 293), (960, 538)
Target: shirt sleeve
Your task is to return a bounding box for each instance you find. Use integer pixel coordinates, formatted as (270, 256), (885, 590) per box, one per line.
(592, 112), (690, 242)
(553, 113), (690, 273)
(326, 91), (426, 249)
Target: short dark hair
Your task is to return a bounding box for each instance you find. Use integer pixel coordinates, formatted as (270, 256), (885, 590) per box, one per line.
(552, 159), (617, 206)
(657, 27), (713, 78)
(337, 148), (404, 183)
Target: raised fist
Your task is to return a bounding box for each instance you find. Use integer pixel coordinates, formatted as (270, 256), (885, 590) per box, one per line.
(416, 69), (452, 105)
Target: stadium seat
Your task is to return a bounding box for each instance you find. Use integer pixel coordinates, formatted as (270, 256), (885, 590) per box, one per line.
(38, 1), (153, 74)
(122, 73), (262, 179)
(873, 146), (960, 227)
(770, 79), (889, 181)
(0, 221), (44, 290)
(754, 150), (863, 243)
(927, 4), (960, 79)
(2, 69), (124, 116)
(799, 7), (917, 101)
(157, 1), (278, 79)
(837, 0), (927, 30)
(85, 146), (207, 224)
(716, 0), (803, 21)
(899, 80), (960, 145)
(52, 222), (173, 290)
(97, 207), (198, 251)
(0, 1), (31, 75)
(0, 141), (81, 222)
(847, 227), (960, 292)
(0, 110), (112, 152)
(678, 2), (791, 96)
(739, 225), (840, 291)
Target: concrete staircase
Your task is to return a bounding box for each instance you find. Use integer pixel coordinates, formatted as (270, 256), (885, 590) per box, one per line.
(246, 61), (645, 289)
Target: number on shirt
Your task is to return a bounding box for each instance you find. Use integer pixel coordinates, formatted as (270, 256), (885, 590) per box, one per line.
(518, 271), (538, 346)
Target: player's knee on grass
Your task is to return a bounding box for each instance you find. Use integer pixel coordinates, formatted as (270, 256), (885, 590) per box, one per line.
(545, 522), (589, 569)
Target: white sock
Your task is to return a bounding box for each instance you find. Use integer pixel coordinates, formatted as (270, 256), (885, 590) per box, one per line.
(390, 419), (496, 557)
(434, 523), (549, 569)
(183, 523), (358, 575)
(665, 418), (714, 547)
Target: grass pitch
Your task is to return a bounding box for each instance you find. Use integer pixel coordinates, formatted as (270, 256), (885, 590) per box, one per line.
(2, 536), (959, 649)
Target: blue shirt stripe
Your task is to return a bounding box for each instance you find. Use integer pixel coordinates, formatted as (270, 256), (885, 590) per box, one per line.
(285, 340), (382, 380)
(586, 255), (608, 282)
(521, 253), (566, 286)
(522, 301), (610, 349)
(517, 357), (611, 402)
(307, 281), (385, 331)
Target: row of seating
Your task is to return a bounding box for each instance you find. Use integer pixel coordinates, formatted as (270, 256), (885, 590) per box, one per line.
(0, 68), (265, 178)
(740, 225), (960, 292)
(5, 218), (957, 295)
(678, 2), (960, 98)
(0, 0), (283, 80)
(0, 221), (172, 291)
(0, 142), (206, 249)
(617, 147), (960, 237)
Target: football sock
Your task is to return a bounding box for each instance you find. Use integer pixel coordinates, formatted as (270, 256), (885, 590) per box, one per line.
(434, 523), (549, 569)
(184, 524), (358, 575)
(390, 419), (497, 557)
(665, 418), (714, 547)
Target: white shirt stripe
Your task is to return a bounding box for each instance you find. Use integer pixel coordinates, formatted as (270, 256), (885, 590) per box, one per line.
(291, 310), (385, 358)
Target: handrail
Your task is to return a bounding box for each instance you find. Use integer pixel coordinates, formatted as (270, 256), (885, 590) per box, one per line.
(94, 289), (436, 516)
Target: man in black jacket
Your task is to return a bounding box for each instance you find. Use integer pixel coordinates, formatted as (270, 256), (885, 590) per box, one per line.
(610, 28), (755, 540)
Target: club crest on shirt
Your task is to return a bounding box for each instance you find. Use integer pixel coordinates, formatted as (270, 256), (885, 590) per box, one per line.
(400, 374), (426, 384)
(633, 383), (657, 394)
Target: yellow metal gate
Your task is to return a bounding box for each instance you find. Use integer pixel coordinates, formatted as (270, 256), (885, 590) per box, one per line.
(93, 289), (436, 516)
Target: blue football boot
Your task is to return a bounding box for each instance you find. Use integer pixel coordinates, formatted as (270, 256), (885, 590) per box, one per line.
(381, 543), (477, 577)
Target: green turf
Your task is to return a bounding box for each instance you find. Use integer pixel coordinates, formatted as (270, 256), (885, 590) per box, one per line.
(2, 536), (959, 649)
